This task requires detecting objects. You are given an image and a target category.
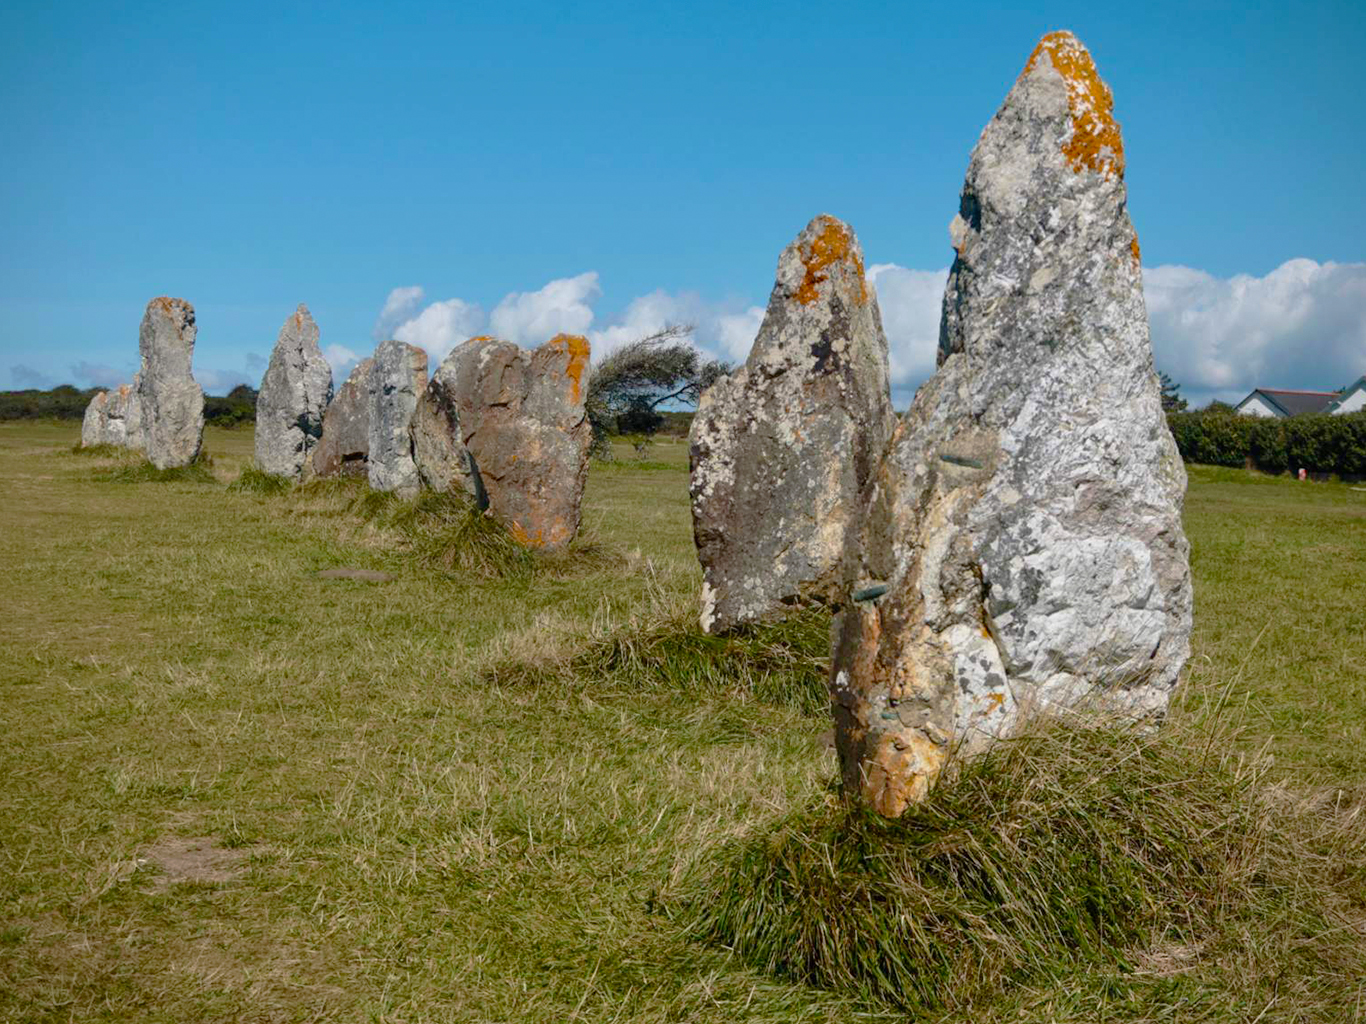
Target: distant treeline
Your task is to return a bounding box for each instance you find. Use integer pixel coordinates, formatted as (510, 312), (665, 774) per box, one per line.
(1, 383), (259, 428)
(1168, 406), (1366, 477)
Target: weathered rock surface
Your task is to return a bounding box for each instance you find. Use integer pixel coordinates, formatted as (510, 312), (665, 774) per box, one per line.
(412, 354), (481, 501)
(81, 391), (108, 447)
(255, 304), (334, 479)
(689, 214), (895, 633)
(831, 31), (1193, 817)
(137, 297), (204, 469)
(102, 381), (146, 450)
(367, 340), (427, 496)
(312, 358), (374, 478)
(446, 334), (591, 548)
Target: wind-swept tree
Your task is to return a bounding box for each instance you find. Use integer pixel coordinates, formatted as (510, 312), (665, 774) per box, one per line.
(1158, 371), (1187, 413)
(585, 325), (730, 455)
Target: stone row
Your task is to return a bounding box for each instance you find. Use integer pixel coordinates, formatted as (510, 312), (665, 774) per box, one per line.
(310, 333), (592, 550)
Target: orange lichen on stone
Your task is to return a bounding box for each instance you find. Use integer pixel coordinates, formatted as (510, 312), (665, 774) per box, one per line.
(548, 333), (591, 403)
(1021, 31), (1125, 179)
(1130, 234), (1141, 266)
(794, 216), (868, 306)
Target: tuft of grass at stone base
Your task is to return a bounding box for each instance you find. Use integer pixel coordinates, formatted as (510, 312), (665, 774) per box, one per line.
(682, 718), (1366, 1020)
(228, 463), (293, 495)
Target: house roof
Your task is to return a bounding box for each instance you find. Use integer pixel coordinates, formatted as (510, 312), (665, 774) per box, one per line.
(1326, 376), (1366, 413)
(1240, 388), (1342, 416)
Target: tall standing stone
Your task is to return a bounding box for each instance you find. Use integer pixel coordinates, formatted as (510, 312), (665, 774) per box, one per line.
(367, 340), (427, 497)
(312, 358), (374, 478)
(137, 297), (204, 469)
(255, 304), (334, 479)
(81, 392), (108, 447)
(689, 214), (895, 633)
(831, 31), (1193, 817)
(446, 334), (591, 548)
(412, 353), (481, 501)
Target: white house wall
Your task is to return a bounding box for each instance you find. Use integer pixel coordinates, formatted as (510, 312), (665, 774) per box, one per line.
(1237, 395), (1282, 418)
(1333, 389), (1366, 414)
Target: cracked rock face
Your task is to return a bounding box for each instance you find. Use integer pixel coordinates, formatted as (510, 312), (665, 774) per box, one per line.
(412, 353), (481, 501)
(831, 31), (1192, 817)
(446, 334), (591, 548)
(689, 214), (895, 634)
(81, 379), (145, 449)
(313, 358), (375, 479)
(367, 340), (428, 497)
(137, 297), (204, 469)
(255, 304), (334, 480)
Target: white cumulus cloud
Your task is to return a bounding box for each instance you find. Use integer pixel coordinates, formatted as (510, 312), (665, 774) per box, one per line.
(714, 306), (765, 362)
(1145, 259), (1366, 405)
(489, 272), (600, 346)
(866, 263), (949, 392)
(373, 286), (426, 341)
(392, 298), (486, 362)
(323, 344), (360, 381)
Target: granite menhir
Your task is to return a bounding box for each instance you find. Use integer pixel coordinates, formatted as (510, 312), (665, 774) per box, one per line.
(255, 304), (333, 480)
(689, 214), (894, 634)
(831, 31), (1193, 817)
(137, 297), (204, 469)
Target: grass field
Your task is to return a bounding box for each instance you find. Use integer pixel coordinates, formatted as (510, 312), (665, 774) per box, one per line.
(1, 421), (1363, 1022)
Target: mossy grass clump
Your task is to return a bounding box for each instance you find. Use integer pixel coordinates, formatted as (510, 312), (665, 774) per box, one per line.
(350, 488), (548, 580)
(94, 450), (216, 484)
(488, 605), (832, 714)
(229, 464), (294, 495)
(681, 720), (1366, 1018)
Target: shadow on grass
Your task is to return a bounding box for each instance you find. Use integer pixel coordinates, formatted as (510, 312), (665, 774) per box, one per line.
(677, 718), (1366, 1020)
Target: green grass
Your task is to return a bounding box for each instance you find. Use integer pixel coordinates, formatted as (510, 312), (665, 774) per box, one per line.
(1, 425), (1364, 1022)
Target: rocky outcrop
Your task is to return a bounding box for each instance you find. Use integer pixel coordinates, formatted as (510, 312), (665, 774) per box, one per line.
(255, 304), (334, 479)
(831, 31), (1193, 817)
(137, 297), (204, 469)
(81, 391), (108, 447)
(412, 355), (481, 501)
(367, 340), (427, 496)
(312, 358), (374, 478)
(689, 214), (895, 633)
(446, 334), (591, 548)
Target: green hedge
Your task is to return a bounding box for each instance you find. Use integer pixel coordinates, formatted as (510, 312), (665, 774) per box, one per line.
(1167, 409), (1366, 476)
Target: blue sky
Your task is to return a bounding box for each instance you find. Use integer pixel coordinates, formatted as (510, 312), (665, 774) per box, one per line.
(2, 0), (1363, 407)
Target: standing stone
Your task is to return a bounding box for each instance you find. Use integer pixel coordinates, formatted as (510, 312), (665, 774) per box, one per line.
(367, 340), (427, 496)
(446, 334), (591, 548)
(412, 354), (481, 501)
(689, 214), (895, 633)
(123, 374), (145, 452)
(255, 304), (334, 479)
(137, 297), (204, 469)
(103, 384), (134, 447)
(81, 392), (108, 447)
(312, 358), (374, 478)
(831, 31), (1193, 817)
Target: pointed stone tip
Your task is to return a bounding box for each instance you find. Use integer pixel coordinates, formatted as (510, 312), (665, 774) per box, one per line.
(1019, 30), (1124, 179)
(545, 334), (591, 403)
(792, 214), (868, 307)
